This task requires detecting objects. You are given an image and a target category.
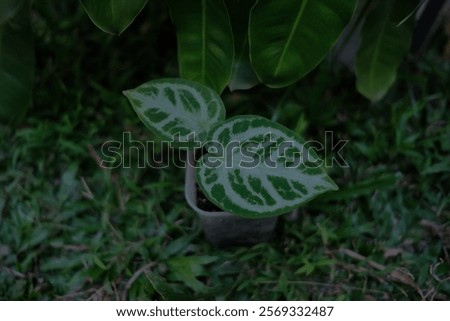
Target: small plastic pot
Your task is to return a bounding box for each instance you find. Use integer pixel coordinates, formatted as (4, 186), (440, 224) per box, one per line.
(184, 152), (277, 247)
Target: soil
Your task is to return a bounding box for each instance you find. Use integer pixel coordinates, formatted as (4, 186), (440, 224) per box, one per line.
(195, 183), (222, 212)
(192, 148), (223, 212)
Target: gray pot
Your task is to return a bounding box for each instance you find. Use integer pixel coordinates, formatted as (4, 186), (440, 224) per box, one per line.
(184, 152), (277, 247)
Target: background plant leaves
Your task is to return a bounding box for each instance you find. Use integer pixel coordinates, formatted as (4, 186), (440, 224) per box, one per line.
(167, 0), (234, 94)
(79, 0), (148, 35)
(0, 0), (25, 25)
(249, 0), (356, 88)
(0, 0), (34, 125)
(355, 0), (417, 101)
(225, 0), (259, 91)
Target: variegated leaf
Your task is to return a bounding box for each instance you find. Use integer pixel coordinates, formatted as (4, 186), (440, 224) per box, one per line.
(123, 79), (225, 146)
(196, 115), (338, 218)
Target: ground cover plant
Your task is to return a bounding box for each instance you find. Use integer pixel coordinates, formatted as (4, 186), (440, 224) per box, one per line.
(0, 1), (449, 300)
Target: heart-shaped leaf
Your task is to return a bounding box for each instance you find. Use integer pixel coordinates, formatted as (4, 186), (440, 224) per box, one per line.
(196, 115), (338, 217)
(167, 0), (234, 94)
(0, 0), (34, 125)
(79, 0), (148, 35)
(123, 79), (225, 146)
(249, 0), (356, 88)
(355, 0), (416, 101)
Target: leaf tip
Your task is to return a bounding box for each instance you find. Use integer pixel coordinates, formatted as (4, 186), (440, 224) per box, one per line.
(122, 89), (132, 99)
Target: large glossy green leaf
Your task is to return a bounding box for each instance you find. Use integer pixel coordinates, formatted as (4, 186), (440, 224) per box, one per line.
(225, 0), (259, 91)
(0, 1), (34, 124)
(249, 0), (356, 88)
(167, 0), (234, 94)
(196, 115), (338, 218)
(79, 0), (148, 35)
(355, 0), (416, 102)
(123, 79), (225, 146)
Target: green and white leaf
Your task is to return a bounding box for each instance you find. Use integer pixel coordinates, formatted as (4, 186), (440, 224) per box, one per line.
(79, 0), (148, 35)
(196, 115), (338, 218)
(249, 0), (356, 88)
(355, 0), (416, 102)
(167, 0), (234, 94)
(123, 79), (225, 146)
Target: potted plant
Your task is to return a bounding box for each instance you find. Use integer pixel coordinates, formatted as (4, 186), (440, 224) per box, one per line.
(123, 78), (338, 246)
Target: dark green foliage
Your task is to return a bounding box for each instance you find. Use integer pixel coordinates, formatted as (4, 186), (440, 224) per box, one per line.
(0, 0), (34, 124)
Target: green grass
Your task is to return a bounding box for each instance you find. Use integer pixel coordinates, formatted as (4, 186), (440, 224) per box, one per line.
(1, 2), (449, 300)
